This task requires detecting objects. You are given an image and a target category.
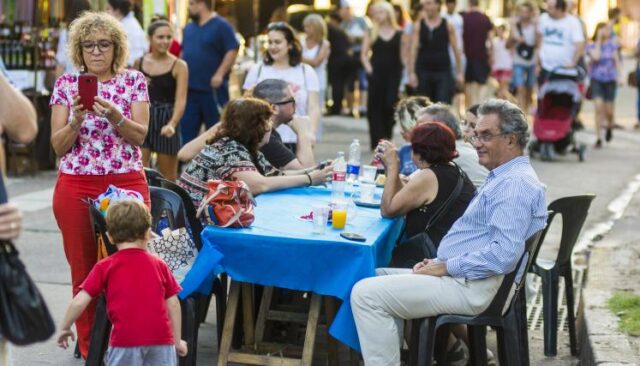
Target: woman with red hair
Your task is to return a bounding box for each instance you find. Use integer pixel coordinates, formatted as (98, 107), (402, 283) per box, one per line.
(376, 122), (476, 255)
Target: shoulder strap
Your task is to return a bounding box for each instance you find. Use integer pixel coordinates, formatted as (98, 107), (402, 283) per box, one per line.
(138, 56), (144, 72)
(517, 21), (524, 37)
(301, 64), (307, 89)
(170, 58), (178, 71)
(422, 164), (465, 232)
(257, 64), (263, 79)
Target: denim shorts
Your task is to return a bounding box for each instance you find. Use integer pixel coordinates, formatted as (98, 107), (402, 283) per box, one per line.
(590, 80), (617, 102)
(511, 64), (536, 88)
(107, 345), (176, 366)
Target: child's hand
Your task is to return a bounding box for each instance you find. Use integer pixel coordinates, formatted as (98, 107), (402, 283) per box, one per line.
(57, 329), (75, 349)
(176, 340), (188, 357)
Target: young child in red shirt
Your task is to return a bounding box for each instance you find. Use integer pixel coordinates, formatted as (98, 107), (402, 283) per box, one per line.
(57, 200), (188, 365)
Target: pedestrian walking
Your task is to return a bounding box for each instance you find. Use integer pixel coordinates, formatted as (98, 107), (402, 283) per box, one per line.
(49, 12), (151, 358)
(491, 24), (514, 100)
(134, 19), (188, 181)
(302, 13), (330, 137)
(586, 22), (622, 148)
(461, 0), (493, 108)
(56, 201), (188, 366)
(408, 0), (463, 105)
(340, 4), (370, 117)
(105, 0), (147, 67)
(535, 0), (585, 83)
(361, 1), (404, 150)
(181, 0), (239, 145)
(326, 10), (351, 116)
(243, 22), (320, 148)
(508, 1), (537, 113)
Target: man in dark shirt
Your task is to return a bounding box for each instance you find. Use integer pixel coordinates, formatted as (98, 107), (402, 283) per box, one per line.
(181, 0), (239, 145)
(461, 0), (493, 108)
(253, 79), (315, 170)
(177, 79), (315, 170)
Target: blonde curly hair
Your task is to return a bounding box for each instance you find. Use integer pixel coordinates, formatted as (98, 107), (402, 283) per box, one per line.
(67, 11), (129, 73)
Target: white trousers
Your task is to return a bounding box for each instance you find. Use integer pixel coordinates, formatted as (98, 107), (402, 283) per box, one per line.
(350, 268), (503, 366)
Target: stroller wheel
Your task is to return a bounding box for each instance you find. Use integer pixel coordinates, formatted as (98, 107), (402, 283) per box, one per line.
(577, 144), (586, 162)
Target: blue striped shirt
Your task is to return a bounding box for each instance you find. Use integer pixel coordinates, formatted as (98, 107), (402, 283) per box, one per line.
(437, 156), (547, 280)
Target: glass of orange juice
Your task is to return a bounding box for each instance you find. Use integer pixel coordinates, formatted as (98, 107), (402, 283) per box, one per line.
(332, 201), (348, 229)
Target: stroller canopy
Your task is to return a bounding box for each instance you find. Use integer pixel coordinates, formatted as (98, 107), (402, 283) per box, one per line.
(539, 79), (582, 102)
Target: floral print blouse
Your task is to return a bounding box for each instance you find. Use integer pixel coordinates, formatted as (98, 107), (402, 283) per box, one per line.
(50, 70), (149, 175)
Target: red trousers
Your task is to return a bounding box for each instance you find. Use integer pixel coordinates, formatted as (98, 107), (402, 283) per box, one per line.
(52, 171), (150, 358)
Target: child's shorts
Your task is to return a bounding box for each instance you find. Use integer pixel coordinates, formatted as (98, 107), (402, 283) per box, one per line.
(492, 69), (513, 82)
(107, 345), (176, 366)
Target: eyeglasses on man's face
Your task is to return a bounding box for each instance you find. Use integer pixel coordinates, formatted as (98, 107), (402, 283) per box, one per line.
(81, 40), (114, 53)
(272, 98), (296, 108)
(469, 132), (510, 144)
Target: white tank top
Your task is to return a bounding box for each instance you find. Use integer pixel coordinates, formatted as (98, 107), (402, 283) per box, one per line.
(302, 39), (327, 91)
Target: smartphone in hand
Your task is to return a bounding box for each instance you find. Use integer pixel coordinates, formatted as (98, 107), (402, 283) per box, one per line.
(78, 74), (98, 110)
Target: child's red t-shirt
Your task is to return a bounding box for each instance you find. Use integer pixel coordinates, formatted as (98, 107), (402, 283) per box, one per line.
(81, 248), (182, 347)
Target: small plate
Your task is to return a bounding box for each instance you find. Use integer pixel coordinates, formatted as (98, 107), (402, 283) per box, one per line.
(354, 199), (381, 208)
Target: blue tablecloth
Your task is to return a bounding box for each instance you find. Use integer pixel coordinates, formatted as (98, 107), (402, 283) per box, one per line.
(179, 186), (402, 351)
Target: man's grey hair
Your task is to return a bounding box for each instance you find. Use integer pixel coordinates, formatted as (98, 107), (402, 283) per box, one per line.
(252, 79), (289, 103)
(478, 99), (530, 149)
(416, 103), (462, 139)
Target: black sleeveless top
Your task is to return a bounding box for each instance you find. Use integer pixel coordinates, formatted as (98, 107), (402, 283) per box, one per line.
(371, 30), (403, 76)
(139, 57), (177, 103)
(404, 164), (476, 246)
(416, 18), (451, 73)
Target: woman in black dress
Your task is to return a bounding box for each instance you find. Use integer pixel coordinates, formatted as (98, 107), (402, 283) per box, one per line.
(134, 19), (188, 181)
(361, 1), (404, 150)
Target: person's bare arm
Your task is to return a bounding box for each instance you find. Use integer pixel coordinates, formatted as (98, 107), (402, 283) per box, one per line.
(303, 40), (331, 67)
(233, 166), (331, 196)
(177, 124), (219, 162)
(408, 20), (421, 87)
(57, 291), (93, 349)
(360, 32), (373, 75)
(211, 49), (239, 88)
(94, 97), (149, 146)
(448, 22), (463, 82)
(570, 41), (586, 68)
(288, 115), (315, 168)
(162, 60), (189, 137)
(0, 74), (37, 143)
(166, 295), (187, 356)
(51, 97), (83, 156)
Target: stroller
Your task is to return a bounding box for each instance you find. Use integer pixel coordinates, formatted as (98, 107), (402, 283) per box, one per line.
(529, 69), (586, 162)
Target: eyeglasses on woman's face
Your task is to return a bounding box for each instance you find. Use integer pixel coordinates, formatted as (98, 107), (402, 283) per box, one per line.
(81, 40), (114, 53)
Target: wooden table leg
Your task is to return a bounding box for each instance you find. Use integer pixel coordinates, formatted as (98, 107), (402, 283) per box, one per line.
(324, 297), (339, 366)
(255, 286), (274, 345)
(241, 283), (255, 348)
(301, 293), (322, 366)
(217, 280), (240, 366)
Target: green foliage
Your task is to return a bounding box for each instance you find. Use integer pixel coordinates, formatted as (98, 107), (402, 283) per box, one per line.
(608, 292), (640, 336)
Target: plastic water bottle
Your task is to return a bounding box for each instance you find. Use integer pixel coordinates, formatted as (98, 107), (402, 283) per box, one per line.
(347, 139), (361, 184)
(331, 152), (347, 203)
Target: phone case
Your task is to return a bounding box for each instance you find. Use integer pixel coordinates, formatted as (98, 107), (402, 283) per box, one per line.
(78, 74), (98, 111)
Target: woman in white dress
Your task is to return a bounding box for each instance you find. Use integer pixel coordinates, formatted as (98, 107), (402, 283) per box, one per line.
(302, 14), (331, 139)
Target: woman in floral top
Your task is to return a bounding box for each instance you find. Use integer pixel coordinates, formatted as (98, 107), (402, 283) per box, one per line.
(179, 97), (331, 208)
(587, 22), (622, 148)
(49, 12), (150, 358)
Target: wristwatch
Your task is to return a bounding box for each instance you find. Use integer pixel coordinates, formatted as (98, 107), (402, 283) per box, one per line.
(115, 117), (126, 127)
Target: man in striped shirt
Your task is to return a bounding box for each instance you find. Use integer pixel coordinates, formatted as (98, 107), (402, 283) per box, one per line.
(351, 99), (547, 365)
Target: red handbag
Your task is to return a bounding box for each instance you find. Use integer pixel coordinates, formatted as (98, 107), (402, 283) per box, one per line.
(196, 180), (256, 228)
